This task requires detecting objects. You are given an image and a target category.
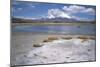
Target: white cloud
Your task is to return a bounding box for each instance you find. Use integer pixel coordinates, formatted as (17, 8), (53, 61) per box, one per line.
(28, 4), (35, 8)
(17, 8), (23, 10)
(71, 16), (95, 21)
(12, 1), (19, 5)
(62, 5), (95, 15)
(30, 5), (35, 8)
(47, 9), (71, 19)
(12, 7), (23, 13)
(63, 5), (85, 14)
(84, 8), (95, 15)
(47, 5), (95, 21)
(14, 16), (37, 20)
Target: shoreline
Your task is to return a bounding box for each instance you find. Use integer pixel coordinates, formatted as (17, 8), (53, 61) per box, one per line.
(12, 32), (96, 36)
(12, 22), (96, 26)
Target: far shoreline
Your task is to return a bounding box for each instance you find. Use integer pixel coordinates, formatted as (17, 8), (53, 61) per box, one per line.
(11, 22), (96, 26)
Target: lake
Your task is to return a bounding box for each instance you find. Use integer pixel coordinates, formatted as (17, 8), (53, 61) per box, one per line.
(12, 24), (96, 35)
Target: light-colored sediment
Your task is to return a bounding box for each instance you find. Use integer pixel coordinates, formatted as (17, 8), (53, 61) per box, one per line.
(11, 32), (96, 66)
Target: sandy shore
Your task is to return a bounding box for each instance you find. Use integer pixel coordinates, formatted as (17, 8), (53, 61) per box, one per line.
(11, 32), (96, 66)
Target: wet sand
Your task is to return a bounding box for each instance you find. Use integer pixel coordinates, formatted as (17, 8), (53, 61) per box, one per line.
(11, 32), (96, 66)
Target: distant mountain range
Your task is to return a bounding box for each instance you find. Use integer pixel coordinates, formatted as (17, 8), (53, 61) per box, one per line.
(12, 17), (96, 23)
(36, 17), (78, 22)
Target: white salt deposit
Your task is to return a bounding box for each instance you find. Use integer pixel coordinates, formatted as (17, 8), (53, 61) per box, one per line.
(13, 39), (95, 66)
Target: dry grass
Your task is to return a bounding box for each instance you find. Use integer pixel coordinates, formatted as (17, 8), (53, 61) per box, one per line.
(61, 37), (72, 40)
(77, 36), (95, 39)
(43, 39), (53, 42)
(48, 36), (58, 40)
(33, 43), (42, 47)
(77, 36), (88, 39)
(43, 36), (58, 42)
(77, 36), (95, 43)
(89, 37), (95, 40)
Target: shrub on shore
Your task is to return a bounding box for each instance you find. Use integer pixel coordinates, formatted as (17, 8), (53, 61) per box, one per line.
(61, 37), (72, 40)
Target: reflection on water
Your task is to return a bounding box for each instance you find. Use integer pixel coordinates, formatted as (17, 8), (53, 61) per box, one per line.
(12, 24), (95, 35)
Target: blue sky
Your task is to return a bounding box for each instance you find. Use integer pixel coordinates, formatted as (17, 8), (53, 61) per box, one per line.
(12, 1), (96, 21)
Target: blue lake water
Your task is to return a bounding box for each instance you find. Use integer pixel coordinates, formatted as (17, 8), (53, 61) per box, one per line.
(12, 24), (96, 35)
